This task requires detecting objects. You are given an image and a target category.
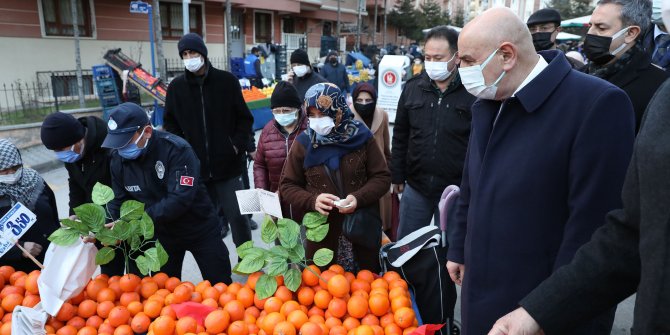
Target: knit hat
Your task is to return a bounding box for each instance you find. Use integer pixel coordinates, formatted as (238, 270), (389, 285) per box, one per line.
(40, 112), (85, 150)
(271, 81), (302, 109)
(290, 49), (310, 66)
(352, 82), (377, 101)
(101, 103), (150, 149)
(178, 33), (208, 59)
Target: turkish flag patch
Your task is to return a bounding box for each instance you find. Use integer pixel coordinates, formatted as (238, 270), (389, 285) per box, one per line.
(180, 176), (194, 187)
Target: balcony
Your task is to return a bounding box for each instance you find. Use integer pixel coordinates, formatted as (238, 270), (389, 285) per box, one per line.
(282, 33), (307, 50)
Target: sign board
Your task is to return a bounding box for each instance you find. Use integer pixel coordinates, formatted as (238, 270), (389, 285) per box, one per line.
(377, 55), (409, 123)
(235, 189), (283, 218)
(130, 1), (150, 14)
(0, 203), (37, 258)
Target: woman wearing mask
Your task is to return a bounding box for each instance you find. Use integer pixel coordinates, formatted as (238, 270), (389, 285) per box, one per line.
(348, 83), (392, 237)
(254, 82), (308, 220)
(0, 139), (60, 272)
(280, 83), (391, 272)
(412, 55), (425, 76)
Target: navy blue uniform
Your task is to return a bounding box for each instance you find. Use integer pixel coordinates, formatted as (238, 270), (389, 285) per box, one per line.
(108, 130), (232, 283)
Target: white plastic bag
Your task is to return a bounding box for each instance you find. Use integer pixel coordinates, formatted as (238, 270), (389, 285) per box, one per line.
(37, 239), (97, 316)
(11, 303), (47, 335)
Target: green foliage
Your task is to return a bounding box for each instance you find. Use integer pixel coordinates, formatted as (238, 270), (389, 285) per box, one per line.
(389, 0), (423, 41)
(420, 0), (451, 31)
(236, 213), (334, 298)
(48, 182), (169, 275)
(544, 0), (593, 20)
(452, 7), (465, 28)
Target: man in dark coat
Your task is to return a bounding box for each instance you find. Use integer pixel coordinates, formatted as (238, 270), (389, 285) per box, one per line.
(288, 49), (327, 100)
(446, 8), (635, 335)
(526, 8), (584, 67)
(320, 51), (351, 94)
(40, 112), (124, 275)
(164, 33), (254, 248)
(582, 0), (668, 132)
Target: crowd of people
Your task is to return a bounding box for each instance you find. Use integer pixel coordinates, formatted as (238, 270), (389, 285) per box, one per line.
(0, 0), (669, 333)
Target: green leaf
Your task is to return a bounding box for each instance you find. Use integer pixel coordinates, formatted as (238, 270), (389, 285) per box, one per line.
(306, 224), (329, 242)
(288, 243), (306, 263)
(60, 218), (89, 234)
(284, 268), (302, 292)
(47, 228), (80, 246)
(261, 216), (278, 244)
(155, 240), (169, 267)
(266, 256), (289, 277)
(95, 247), (116, 265)
(302, 212), (327, 229)
(73, 204), (106, 232)
(278, 219), (301, 249)
(92, 183), (114, 206)
(236, 251), (265, 274)
(269, 245), (290, 259)
(95, 228), (118, 246)
(313, 248), (334, 267)
(120, 200), (144, 221)
(139, 213), (154, 239)
(135, 255), (150, 276)
(111, 220), (132, 241)
(237, 241), (254, 258)
(232, 263), (244, 275)
(129, 234), (141, 250)
(144, 247), (161, 272)
(255, 274), (278, 300)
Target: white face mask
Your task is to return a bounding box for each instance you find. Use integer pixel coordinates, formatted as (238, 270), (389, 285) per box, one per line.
(293, 65), (309, 77)
(424, 54), (456, 81)
(308, 117), (335, 136)
(183, 56), (204, 73)
(0, 168), (22, 185)
(458, 48), (506, 100)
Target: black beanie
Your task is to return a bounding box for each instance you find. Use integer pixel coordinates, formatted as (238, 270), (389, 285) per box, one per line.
(271, 81), (302, 109)
(290, 49), (310, 66)
(41, 112), (85, 150)
(178, 33), (208, 59)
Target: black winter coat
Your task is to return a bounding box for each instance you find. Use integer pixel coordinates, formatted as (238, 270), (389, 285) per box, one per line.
(391, 72), (475, 200)
(64, 116), (111, 214)
(320, 63), (350, 93)
(293, 71), (327, 101)
(164, 63), (254, 182)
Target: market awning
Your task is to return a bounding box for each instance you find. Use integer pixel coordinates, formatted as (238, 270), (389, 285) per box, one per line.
(561, 15), (591, 27)
(557, 32), (582, 40)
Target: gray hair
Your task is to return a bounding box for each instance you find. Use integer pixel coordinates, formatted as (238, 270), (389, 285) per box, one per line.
(596, 0), (652, 35)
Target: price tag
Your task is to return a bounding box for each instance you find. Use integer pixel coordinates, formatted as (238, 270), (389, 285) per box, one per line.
(0, 202), (37, 258)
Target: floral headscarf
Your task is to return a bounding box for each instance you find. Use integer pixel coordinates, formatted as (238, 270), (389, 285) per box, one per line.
(302, 83), (372, 170)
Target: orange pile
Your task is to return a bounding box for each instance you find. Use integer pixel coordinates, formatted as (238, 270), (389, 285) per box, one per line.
(0, 264), (418, 335)
(242, 87), (268, 102)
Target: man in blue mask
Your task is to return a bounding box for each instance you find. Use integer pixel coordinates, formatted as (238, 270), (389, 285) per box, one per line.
(40, 112), (124, 276)
(102, 102), (232, 284)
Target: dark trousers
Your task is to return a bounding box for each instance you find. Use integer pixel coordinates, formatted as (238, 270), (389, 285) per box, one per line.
(206, 176), (252, 247)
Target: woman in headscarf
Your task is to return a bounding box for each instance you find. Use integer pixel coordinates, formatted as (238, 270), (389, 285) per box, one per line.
(348, 83), (393, 238)
(0, 139), (60, 272)
(280, 83), (391, 272)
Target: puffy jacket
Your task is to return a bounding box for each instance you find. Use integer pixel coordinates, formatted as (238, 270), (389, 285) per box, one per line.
(391, 72), (476, 200)
(164, 62), (254, 182)
(64, 116), (111, 214)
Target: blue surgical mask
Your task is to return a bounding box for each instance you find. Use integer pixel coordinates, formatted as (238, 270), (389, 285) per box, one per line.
(118, 127), (149, 160)
(274, 111), (298, 127)
(56, 144), (82, 163)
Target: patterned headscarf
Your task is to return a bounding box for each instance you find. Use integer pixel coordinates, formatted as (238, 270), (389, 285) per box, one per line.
(302, 83), (372, 170)
(0, 139), (44, 210)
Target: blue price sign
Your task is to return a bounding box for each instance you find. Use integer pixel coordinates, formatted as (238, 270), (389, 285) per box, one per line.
(0, 202), (37, 258)
(130, 1), (150, 14)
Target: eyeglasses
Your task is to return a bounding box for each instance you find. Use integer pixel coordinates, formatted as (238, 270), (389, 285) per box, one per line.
(272, 108), (298, 114)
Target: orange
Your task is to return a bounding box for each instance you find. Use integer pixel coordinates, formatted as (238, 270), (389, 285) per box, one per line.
(307, 306), (324, 318)
(261, 312), (285, 334)
(342, 317), (360, 331)
(360, 314), (379, 326)
(201, 298), (218, 308)
(286, 309), (309, 329)
(280, 301), (302, 316)
(245, 306), (261, 318)
(119, 292), (140, 306)
(328, 264), (345, 275)
(351, 290), (369, 300)
(85, 315), (104, 329)
(164, 277), (181, 292)
(108, 306), (131, 327)
(173, 284), (193, 304)
(388, 287), (408, 301)
(318, 270), (336, 290)
(152, 273), (169, 289)
(213, 282), (228, 293)
(143, 299), (163, 318)
(302, 266), (321, 287)
(345, 272), (356, 284)
(313, 290), (332, 309)
(126, 301), (143, 316)
(276, 275), (285, 287)
(77, 300), (98, 318)
(327, 275), (349, 298)
(356, 270), (375, 284)
(237, 287), (255, 308)
(402, 327), (417, 335)
(254, 294), (268, 310)
(355, 325), (374, 335)
(0, 285), (24, 299)
(227, 282), (243, 296)
(370, 279), (388, 291)
(107, 281), (122, 299)
(86, 279), (107, 300)
(228, 320), (249, 335)
(0, 322), (10, 335)
(204, 310), (230, 334)
(327, 298), (347, 318)
(1, 293), (22, 313)
(263, 297), (283, 313)
(55, 302), (77, 321)
(175, 316), (198, 335)
(368, 295), (389, 317)
(95, 300), (114, 319)
(274, 286), (293, 302)
(246, 272), (263, 290)
(70, 290), (86, 305)
(0, 266), (14, 282)
(77, 326), (97, 335)
(346, 296), (368, 319)
(9, 271), (26, 285)
(328, 325), (347, 335)
(140, 281), (159, 299)
(119, 274), (141, 293)
(388, 280), (408, 291)
(391, 296), (411, 313)
(382, 272), (401, 283)
(273, 321), (296, 335)
(393, 307), (415, 329)
(56, 325), (77, 335)
(97, 322), (115, 335)
(350, 280), (371, 293)
(96, 288), (116, 303)
(190, 291), (203, 303)
(160, 305), (177, 319)
(130, 312), (151, 333)
(218, 291), (236, 307)
(224, 300), (246, 321)
(66, 316), (86, 330)
(113, 324), (133, 335)
(371, 325), (384, 335)
(195, 280), (211, 294)
(152, 315), (176, 335)
(201, 286), (220, 301)
(25, 270), (40, 295)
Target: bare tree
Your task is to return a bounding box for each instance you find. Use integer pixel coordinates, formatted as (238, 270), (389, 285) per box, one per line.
(71, 0), (85, 108)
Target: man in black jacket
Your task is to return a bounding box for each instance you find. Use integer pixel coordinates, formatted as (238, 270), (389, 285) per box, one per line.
(164, 33), (254, 248)
(582, 0), (667, 132)
(288, 49), (327, 100)
(103, 103), (232, 284)
(40, 112), (124, 275)
(321, 51), (351, 94)
(391, 26), (475, 240)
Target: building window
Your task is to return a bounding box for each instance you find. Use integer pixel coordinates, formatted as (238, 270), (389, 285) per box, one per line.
(283, 18), (295, 34)
(160, 2), (203, 40)
(255, 12), (272, 43)
(41, 0), (93, 37)
(323, 21), (332, 36)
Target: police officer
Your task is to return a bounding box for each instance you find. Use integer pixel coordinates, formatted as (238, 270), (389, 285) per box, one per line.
(102, 102), (232, 284)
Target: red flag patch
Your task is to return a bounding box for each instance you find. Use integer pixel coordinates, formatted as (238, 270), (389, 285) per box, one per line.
(180, 176), (194, 186)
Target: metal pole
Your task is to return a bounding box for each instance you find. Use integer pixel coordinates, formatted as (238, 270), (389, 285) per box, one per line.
(337, 0), (341, 49)
(226, 0), (232, 71)
(152, 0), (166, 79)
(373, 0), (378, 47)
(149, 5), (157, 76)
(356, 0), (362, 51)
(383, 0), (387, 48)
(71, 0), (85, 108)
(182, 0), (190, 35)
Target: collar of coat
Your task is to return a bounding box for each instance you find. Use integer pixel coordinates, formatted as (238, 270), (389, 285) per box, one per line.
(351, 105), (385, 134)
(509, 50), (572, 114)
(184, 60), (211, 84)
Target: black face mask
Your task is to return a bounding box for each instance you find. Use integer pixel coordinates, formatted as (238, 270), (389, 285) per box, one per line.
(583, 34), (616, 65)
(329, 58), (338, 65)
(532, 32), (555, 51)
(354, 102), (376, 118)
